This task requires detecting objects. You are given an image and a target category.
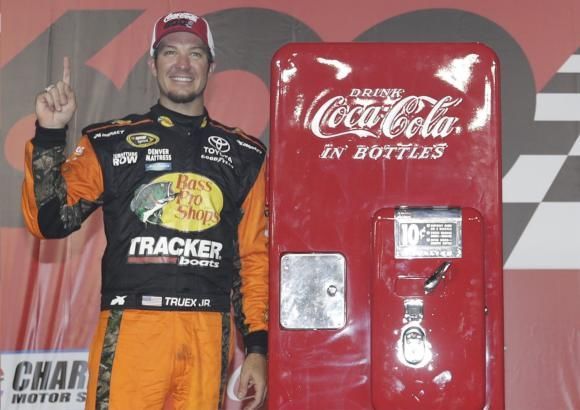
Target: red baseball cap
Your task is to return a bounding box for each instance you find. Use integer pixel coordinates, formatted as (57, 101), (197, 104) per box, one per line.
(150, 11), (215, 59)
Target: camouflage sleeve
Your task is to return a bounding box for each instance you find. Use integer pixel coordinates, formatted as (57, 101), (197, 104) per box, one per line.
(232, 162), (269, 355)
(21, 125), (104, 239)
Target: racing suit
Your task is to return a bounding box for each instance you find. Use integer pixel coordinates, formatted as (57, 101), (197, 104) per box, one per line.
(22, 103), (268, 409)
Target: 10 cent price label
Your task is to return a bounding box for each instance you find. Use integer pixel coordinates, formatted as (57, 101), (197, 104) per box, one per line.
(395, 208), (462, 259)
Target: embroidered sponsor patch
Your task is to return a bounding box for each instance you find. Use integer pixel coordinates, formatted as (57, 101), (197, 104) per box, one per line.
(146, 148), (172, 162)
(202, 136), (234, 168)
(127, 236), (223, 268)
(112, 152), (138, 166)
(94, 129), (125, 139)
(237, 139), (263, 154)
(129, 173), (223, 232)
(157, 116), (175, 127)
(126, 133), (160, 148)
(145, 162), (172, 171)
(112, 119), (132, 126)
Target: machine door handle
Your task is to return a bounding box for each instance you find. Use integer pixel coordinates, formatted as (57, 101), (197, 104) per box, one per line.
(402, 326), (427, 365)
(424, 261), (452, 294)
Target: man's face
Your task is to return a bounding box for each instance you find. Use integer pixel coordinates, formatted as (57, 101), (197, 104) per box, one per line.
(150, 31), (214, 106)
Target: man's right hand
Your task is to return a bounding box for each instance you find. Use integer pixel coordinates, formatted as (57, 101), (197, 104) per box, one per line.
(36, 56), (77, 129)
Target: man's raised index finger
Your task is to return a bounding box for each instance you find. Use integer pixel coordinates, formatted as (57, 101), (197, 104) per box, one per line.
(63, 56), (71, 85)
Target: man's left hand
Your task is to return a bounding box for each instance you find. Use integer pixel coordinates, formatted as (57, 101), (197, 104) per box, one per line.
(237, 353), (267, 410)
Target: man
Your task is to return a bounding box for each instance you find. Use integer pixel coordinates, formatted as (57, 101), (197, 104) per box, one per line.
(22, 11), (268, 410)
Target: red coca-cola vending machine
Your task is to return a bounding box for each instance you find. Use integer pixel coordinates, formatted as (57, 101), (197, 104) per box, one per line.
(268, 43), (503, 409)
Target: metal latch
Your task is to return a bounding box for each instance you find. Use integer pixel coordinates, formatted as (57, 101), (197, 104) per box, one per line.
(402, 326), (428, 365)
(398, 298), (432, 367)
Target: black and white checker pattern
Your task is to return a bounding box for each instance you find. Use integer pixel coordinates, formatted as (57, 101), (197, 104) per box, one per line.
(504, 48), (580, 268)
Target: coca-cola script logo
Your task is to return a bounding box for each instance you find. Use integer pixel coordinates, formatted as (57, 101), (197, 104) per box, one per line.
(309, 88), (463, 140)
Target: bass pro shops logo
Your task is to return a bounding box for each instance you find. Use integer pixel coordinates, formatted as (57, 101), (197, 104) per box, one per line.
(130, 173), (223, 232)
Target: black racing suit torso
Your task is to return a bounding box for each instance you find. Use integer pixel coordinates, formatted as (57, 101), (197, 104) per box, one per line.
(22, 103), (269, 350)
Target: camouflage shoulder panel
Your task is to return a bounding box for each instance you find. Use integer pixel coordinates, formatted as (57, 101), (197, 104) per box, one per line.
(82, 113), (154, 140)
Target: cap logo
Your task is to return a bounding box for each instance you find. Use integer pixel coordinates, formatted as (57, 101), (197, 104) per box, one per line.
(163, 12), (198, 23)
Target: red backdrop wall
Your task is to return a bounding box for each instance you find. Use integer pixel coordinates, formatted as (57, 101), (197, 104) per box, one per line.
(1, 1), (579, 409)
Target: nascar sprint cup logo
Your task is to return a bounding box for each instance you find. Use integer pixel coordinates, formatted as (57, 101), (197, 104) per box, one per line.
(308, 88), (463, 160)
